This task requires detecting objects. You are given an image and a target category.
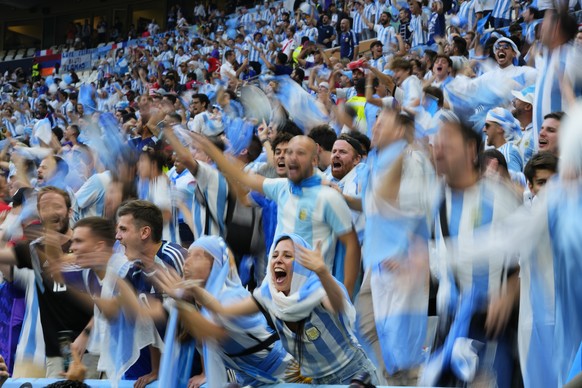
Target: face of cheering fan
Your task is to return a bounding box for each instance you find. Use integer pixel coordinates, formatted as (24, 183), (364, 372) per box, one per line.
(274, 141), (289, 177)
(285, 136), (317, 183)
(271, 238), (295, 295)
(538, 117), (560, 155)
(331, 139), (361, 180)
(183, 247), (214, 287)
(494, 42), (515, 68)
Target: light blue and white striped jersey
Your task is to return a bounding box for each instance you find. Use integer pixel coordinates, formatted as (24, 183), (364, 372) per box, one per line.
(138, 176), (180, 245)
(361, 142), (435, 373)
(240, 13), (255, 33)
(167, 166), (196, 223)
(364, 2), (377, 25)
(498, 141), (524, 173)
(516, 122), (536, 165)
(61, 100), (74, 124)
(265, 302), (362, 378)
(306, 26), (319, 43)
(491, 0), (513, 20)
(374, 24), (397, 53)
(410, 13), (428, 47)
(432, 179), (520, 308)
(370, 55), (388, 71)
(351, 11), (364, 34)
(2, 117), (16, 137)
(247, 41), (264, 62)
(192, 161), (229, 240)
(12, 268), (45, 371)
(235, 43), (246, 65)
(458, 0), (484, 31)
(533, 43), (582, 133)
(262, 177), (354, 270)
(73, 171), (112, 222)
(326, 163), (368, 243)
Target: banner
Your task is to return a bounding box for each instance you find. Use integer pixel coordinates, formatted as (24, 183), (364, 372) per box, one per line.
(61, 49), (93, 72)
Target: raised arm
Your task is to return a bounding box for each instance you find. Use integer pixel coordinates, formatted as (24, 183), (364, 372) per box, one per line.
(191, 286), (260, 316)
(295, 241), (346, 313)
(337, 229), (361, 299)
(163, 125), (199, 176)
(189, 132), (266, 194)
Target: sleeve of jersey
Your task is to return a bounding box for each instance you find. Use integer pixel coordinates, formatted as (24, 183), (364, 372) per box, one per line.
(262, 178), (285, 202)
(323, 189), (355, 236)
(74, 174), (103, 209)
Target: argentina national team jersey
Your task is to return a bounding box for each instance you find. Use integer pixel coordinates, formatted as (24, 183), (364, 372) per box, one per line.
(262, 178), (354, 271)
(410, 14), (427, 47)
(374, 24), (397, 53)
(491, 0), (512, 20)
(533, 43), (582, 133)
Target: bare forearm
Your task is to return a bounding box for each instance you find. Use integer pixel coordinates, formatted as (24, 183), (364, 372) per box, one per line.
(317, 268), (345, 313)
(342, 240), (360, 299)
(176, 301), (227, 341)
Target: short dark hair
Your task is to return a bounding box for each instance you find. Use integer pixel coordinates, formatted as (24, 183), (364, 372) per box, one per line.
(524, 151), (558, 184)
(271, 131), (295, 152)
(247, 135), (262, 163)
(192, 93), (210, 109)
(38, 186), (72, 209)
(390, 57), (412, 72)
(434, 54), (453, 68)
(140, 147), (165, 173)
(278, 119), (303, 137)
(347, 131), (371, 156)
(480, 148), (508, 175)
(277, 52), (288, 64)
(68, 124), (80, 137)
(308, 125), (337, 152)
(544, 111), (565, 121)
(423, 85), (444, 108)
(117, 200), (164, 243)
(74, 217), (116, 247)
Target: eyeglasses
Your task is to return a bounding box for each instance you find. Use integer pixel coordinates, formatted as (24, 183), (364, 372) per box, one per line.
(495, 43), (512, 50)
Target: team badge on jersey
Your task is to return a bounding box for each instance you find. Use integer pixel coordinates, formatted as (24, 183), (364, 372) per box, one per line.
(305, 326), (320, 341)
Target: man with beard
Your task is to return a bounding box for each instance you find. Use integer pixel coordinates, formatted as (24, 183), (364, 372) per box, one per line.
(511, 85), (535, 165)
(0, 187), (93, 377)
(326, 134), (367, 243)
(363, 11), (404, 56)
(188, 133), (361, 298)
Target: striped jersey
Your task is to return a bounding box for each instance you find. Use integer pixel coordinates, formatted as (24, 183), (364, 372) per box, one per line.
(262, 177), (354, 270)
(374, 24), (398, 53)
(351, 11), (364, 34)
(261, 302), (362, 378)
(409, 13), (428, 47)
(491, 0), (513, 20)
(191, 161), (229, 240)
(458, 0), (484, 31)
(533, 43), (582, 133)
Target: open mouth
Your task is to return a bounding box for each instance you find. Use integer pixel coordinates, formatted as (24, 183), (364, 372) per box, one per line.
(332, 161), (342, 170)
(277, 160), (286, 168)
(436, 66), (443, 72)
(497, 52), (507, 60)
(273, 268), (287, 284)
(539, 138), (548, 147)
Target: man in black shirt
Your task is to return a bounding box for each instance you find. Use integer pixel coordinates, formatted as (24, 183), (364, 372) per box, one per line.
(318, 14), (337, 48)
(0, 186), (93, 377)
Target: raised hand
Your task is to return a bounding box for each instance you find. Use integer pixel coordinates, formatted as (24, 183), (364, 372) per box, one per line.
(295, 241), (326, 274)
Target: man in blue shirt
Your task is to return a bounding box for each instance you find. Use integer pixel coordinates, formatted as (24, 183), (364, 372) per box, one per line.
(339, 18), (359, 60)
